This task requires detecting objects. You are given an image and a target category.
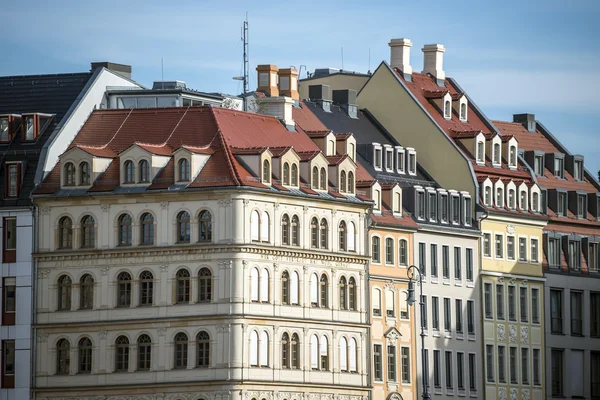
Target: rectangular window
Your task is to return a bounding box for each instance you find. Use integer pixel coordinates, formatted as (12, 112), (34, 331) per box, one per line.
(463, 197), (472, 226)
(498, 345), (506, 383)
(387, 345), (396, 382)
(507, 236), (515, 260)
(521, 348), (529, 385)
(590, 292), (600, 337)
(397, 150), (405, 174)
(518, 237), (527, 261)
(5, 164), (19, 198)
(509, 347), (518, 384)
(569, 240), (581, 270)
(577, 195), (586, 218)
(408, 153), (416, 175)
(532, 288), (540, 324)
(429, 192), (437, 221)
(374, 148), (382, 169)
(416, 191), (425, 220)
(373, 345), (382, 381)
(433, 350), (441, 388)
(440, 194), (448, 223)
(386, 239), (394, 265)
(2, 278), (16, 326)
(455, 299), (463, 334)
(551, 349), (564, 396)
(452, 195), (460, 224)
(508, 286), (516, 321)
(533, 348), (541, 386)
(554, 157), (564, 178)
(454, 247), (461, 281)
(468, 353), (477, 391)
(444, 298), (451, 333)
(1, 340), (15, 388)
(419, 242), (426, 275)
(457, 352), (465, 390)
(484, 283), (493, 319)
(496, 284), (504, 320)
(486, 345), (495, 382)
(421, 295), (428, 329)
(520, 287), (528, 323)
(534, 155), (544, 176)
(467, 300), (475, 335)
(589, 242), (599, 272)
(574, 160), (583, 181)
(495, 234), (503, 258)
(432, 296), (440, 331)
(442, 246), (450, 279)
(558, 192), (567, 216)
(401, 347), (410, 383)
(2, 218), (16, 264)
(466, 248), (473, 282)
(551, 289), (563, 334)
(385, 149), (393, 171)
(445, 351), (453, 389)
(531, 238), (539, 263)
(423, 349), (429, 387)
(549, 237), (560, 267)
(571, 291), (583, 335)
(483, 233), (491, 257)
(591, 352), (600, 398)
(431, 244), (438, 277)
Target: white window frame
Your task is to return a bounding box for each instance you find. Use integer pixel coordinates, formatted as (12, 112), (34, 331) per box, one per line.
(384, 145), (394, 172)
(395, 146), (405, 174)
(495, 233), (504, 260)
(482, 231), (492, 259)
(476, 137), (485, 164)
(530, 236), (540, 264)
(506, 235), (516, 261)
(373, 143), (383, 171)
(518, 236), (528, 262)
(407, 148), (417, 176)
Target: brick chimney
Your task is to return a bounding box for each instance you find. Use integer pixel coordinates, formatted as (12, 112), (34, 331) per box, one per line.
(389, 38), (413, 80)
(422, 44), (445, 85)
(278, 68), (299, 100)
(256, 65), (279, 97)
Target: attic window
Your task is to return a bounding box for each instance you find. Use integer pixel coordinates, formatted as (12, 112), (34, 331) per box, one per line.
(0, 117), (8, 142)
(416, 190), (425, 220)
(24, 116), (35, 141)
(508, 189), (516, 209)
(440, 192), (449, 223)
(374, 189), (381, 212)
(139, 160), (150, 183)
(291, 164), (298, 186)
(327, 140), (335, 156)
(484, 186), (492, 206)
(394, 191), (402, 214)
(493, 143), (501, 165)
(444, 101), (451, 119)
(496, 187), (504, 208)
(428, 192), (437, 221)
(263, 159), (271, 183)
(340, 171), (346, 192)
(558, 192), (567, 217)
(64, 162), (76, 186)
(385, 147), (393, 172)
(476, 141), (485, 163)
(532, 192), (539, 213)
(348, 171), (354, 193)
(509, 146), (517, 168)
(534, 155), (544, 176)
(349, 143), (355, 161)
(451, 194), (461, 224)
(79, 162), (90, 186)
(178, 158), (190, 182)
(520, 189), (528, 211)
(460, 103), (467, 121)
(396, 148), (405, 174)
(5, 163), (21, 198)
(463, 196), (472, 226)
(373, 145), (382, 170)
(320, 167), (326, 190)
(123, 160), (135, 183)
(577, 194), (586, 219)
(574, 160), (583, 181)
(283, 163), (290, 185)
(408, 150), (417, 175)
(554, 156), (564, 179)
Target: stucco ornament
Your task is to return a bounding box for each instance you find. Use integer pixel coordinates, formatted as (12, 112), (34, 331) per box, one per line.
(387, 394), (403, 400)
(520, 326), (529, 343)
(509, 325), (517, 343)
(497, 324), (506, 341)
(510, 388), (518, 400)
(506, 224), (515, 234)
(498, 387), (507, 400)
(521, 389), (530, 400)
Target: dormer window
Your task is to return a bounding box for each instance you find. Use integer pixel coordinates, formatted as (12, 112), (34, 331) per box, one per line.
(428, 191), (437, 221)
(373, 144), (383, 171)
(393, 191), (402, 215)
(64, 162), (76, 186)
(408, 149), (417, 176)
(0, 117), (9, 142)
(444, 100), (451, 119)
(534, 155), (544, 176)
(374, 189), (381, 212)
(396, 147), (405, 174)
(509, 146), (517, 168)
(416, 190), (425, 220)
(178, 158), (190, 182)
(262, 159), (270, 183)
(476, 141), (485, 164)
(532, 192), (539, 213)
(574, 160), (583, 181)
(79, 162), (90, 186)
(554, 156), (564, 179)
(327, 140), (335, 156)
(463, 196), (472, 226)
(484, 186), (492, 206)
(451, 193), (461, 224)
(460, 103), (467, 121)
(508, 189), (516, 209)
(320, 167), (327, 190)
(349, 142), (355, 161)
(493, 143), (501, 165)
(312, 166), (319, 188)
(123, 160), (135, 184)
(577, 194), (586, 219)
(283, 162), (290, 185)
(558, 191), (567, 217)
(24, 116), (34, 141)
(340, 171), (346, 192)
(21, 114), (50, 142)
(496, 187), (504, 208)
(291, 164), (298, 186)
(520, 189), (528, 211)
(5, 163), (21, 198)
(139, 160), (150, 183)
(439, 191), (449, 223)
(348, 171), (354, 193)
(385, 145), (393, 172)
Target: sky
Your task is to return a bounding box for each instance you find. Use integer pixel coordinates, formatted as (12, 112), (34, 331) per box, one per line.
(1, 0), (599, 177)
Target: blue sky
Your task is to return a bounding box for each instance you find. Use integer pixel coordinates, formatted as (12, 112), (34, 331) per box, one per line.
(2, 0), (599, 177)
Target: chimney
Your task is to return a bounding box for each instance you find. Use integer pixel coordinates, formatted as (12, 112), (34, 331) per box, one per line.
(513, 114), (536, 132)
(332, 89), (358, 119)
(91, 62), (132, 79)
(421, 44), (445, 85)
(308, 84), (332, 112)
(389, 38), (413, 80)
(278, 68), (299, 100)
(258, 97), (295, 131)
(256, 65), (279, 97)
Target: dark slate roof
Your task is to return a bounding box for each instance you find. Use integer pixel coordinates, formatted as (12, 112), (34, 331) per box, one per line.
(0, 72), (94, 207)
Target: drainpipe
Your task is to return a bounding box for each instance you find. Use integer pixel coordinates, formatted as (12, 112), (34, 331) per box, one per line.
(30, 202), (38, 400)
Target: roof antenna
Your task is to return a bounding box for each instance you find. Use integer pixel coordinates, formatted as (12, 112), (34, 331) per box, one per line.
(233, 12), (249, 111)
(341, 47), (344, 71)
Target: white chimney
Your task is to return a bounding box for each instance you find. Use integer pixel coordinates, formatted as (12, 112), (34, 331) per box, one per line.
(422, 44), (446, 84)
(258, 96), (295, 131)
(389, 38), (413, 79)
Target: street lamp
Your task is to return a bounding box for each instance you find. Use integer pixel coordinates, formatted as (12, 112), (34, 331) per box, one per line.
(407, 265), (431, 400)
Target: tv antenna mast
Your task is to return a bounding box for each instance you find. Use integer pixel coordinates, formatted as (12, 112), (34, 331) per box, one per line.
(233, 13), (249, 111)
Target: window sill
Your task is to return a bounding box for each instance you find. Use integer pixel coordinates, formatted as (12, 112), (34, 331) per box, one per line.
(455, 282), (463, 287)
(469, 392), (478, 398)
(468, 334), (476, 341)
(430, 277), (439, 284)
(442, 280), (450, 286)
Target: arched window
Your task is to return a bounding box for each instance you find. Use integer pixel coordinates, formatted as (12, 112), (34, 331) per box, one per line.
(291, 215), (299, 246)
(174, 332), (188, 369)
(349, 277), (357, 311)
(348, 171), (354, 193)
(198, 210), (212, 242)
(484, 186), (492, 206)
(340, 170), (346, 192)
(349, 338), (357, 372)
(250, 331), (259, 366)
(198, 268), (212, 303)
(117, 272), (132, 307)
(386, 289), (395, 317)
(115, 336), (129, 372)
(312, 166), (319, 188)
(533, 192), (539, 212)
(58, 216), (73, 249)
(320, 274), (328, 308)
(140, 213), (154, 245)
(79, 274), (94, 310)
(291, 333), (299, 369)
(340, 336), (348, 372)
(139, 271), (154, 306)
(64, 162), (75, 186)
(320, 167), (326, 190)
(176, 269), (190, 304)
(386, 237), (394, 264)
(348, 222), (356, 252)
(176, 211), (191, 243)
(493, 143), (501, 164)
(320, 218), (328, 249)
(139, 160), (150, 183)
(282, 332), (290, 368)
(79, 162), (90, 185)
(260, 211), (269, 242)
(291, 271), (299, 305)
(310, 273), (319, 307)
(259, 331), (268, 366)
(262, 159), (270, 183)
(251, 210), (260, 242)
(178, 158), (190, 182)
(281, 214), (290, 245)
(310, 334), (319, 369)
(509, 146), (517, 166)
(260, 268), (269, 302)
(399, 239), (408, 266)
(80, 215), (95, 248)
(283, 162), (290, 185)
(520, 190), (528, 210)
(291, 164), (298, 186)
(444, 101), (451, 118)
(477, 141), (485, 162)
(372, 236), (381, 263)
(56, 339), (70, 375)
(339, 276), (347, 310)
(57, 275), (72, 311)
(460, 103), (467, 120)
(339, 221), (347, 251)
(78, 338), (92, 373)
(497, 187), (504, 207)
(282, 271), (290, 305)
(311, 217), (319, 248)
(196, 331), (210, 368)
(320, 335), (329, 370)
(251, 267), (260, 302)
(372, 287), (382, 316)
(118, 214), (133, 246)
(137, 335), (152, 371)
(124, 160), (135, 183)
